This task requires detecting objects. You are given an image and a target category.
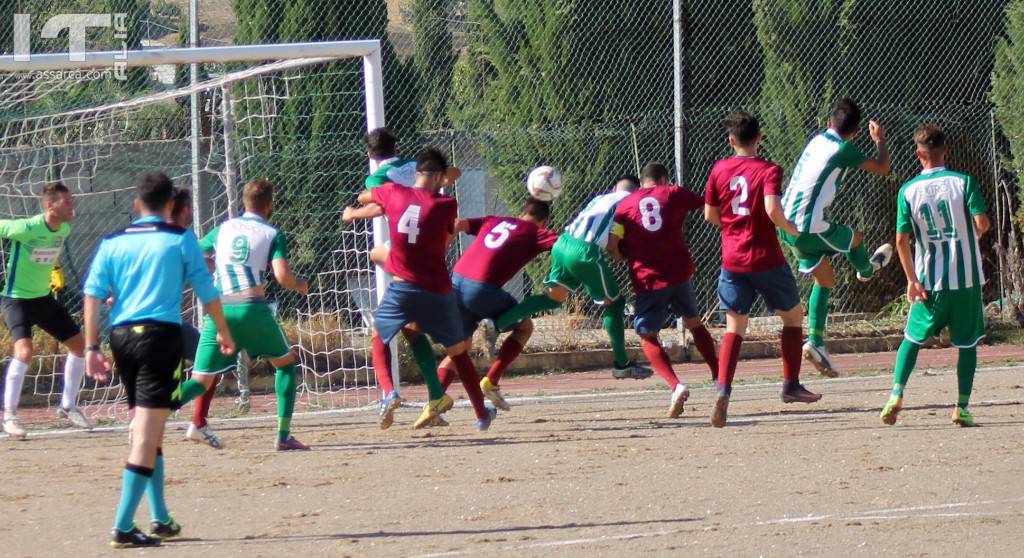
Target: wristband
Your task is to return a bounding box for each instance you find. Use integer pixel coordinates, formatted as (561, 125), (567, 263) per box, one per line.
(87, 345), (101, 352)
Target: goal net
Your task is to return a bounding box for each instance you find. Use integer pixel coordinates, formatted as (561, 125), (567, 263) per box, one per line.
(0, 42), (389, 423)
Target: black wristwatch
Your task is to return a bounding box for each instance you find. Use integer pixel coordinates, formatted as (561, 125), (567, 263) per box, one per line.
(87, 344), (101, 352)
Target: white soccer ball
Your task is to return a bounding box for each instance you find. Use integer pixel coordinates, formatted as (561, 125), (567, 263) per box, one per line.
(526, 165), (563, 202)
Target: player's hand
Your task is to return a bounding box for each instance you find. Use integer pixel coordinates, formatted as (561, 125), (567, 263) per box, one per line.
(216, 332), (236, 356)
(105, 296), (114, 307)
(342, 206), (357, 223)
(295, 278), (309, 295)
(869, 120), (887, 143)
(906, 280), (928, 303)
(85, 349), (112, 384)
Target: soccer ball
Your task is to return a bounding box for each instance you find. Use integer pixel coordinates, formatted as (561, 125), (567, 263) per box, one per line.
(526, 166), (563, 202)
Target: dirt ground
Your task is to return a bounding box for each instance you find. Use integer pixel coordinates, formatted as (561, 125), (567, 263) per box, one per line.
(2, 364), (1024, 557)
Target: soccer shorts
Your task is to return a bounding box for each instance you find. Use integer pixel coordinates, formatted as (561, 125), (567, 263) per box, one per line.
(373, 280), (465, 348)
(633, 281), (700, 334)
(545, 233), (621, 304)
(1, 295), (80, 342)
(453, 273), (519, 339)
(181, 322), (200, 362)
(904, 286), (986, 348)
(192, 298), (292, 374)
(780, 223), (856, 273)
(110, 321), (184, 410)
(718, 265), (801, 315)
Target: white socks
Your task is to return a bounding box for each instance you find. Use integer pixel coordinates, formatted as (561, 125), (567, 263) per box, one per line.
(61, 353), (86, 410)
(4, 359), (29, 417)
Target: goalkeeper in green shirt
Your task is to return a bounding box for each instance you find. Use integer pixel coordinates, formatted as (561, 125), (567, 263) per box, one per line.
(1, 182), (92, 439)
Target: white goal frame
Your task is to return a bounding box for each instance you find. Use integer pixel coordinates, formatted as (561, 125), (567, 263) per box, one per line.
(0, 40), (400, 394)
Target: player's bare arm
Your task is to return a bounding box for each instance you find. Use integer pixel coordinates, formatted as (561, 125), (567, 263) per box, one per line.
(356, 189), (374, 206)
(453, 218), (471, 235)
(764, 195), (799, 237)
(605, 232), (625, 261)
(272, 258), (309, 295)
(704, 204), (722, 228)
(82, 295), (111, 383)
(343, 203), (384, 222)
(895, 232), (926, 302)
(859, 120), (891, 176)
(202, 298), (237, 356)
(974, 213), (991, 239)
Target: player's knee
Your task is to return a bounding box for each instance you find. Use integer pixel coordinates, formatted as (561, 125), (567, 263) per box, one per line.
(777, 306), (803, 327)
(852, 231), (864, 247)
(445, 341), (468, 357)
(12, 340), (33, 362)
(684, 317), (704, 330)
(63, 334), (85, 357)
(514, 319), (534, 337)
(547, 285), (569, 303)
(270, 351), (297, 369)
(639, 332), (659, 343)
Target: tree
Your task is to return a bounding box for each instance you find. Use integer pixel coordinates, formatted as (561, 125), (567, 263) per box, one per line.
(411, 0), (455, 131)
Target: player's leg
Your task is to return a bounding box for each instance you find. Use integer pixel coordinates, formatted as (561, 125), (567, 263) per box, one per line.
(490, 237), (576, 334)
(881, 295), (935, 425)
(2, 297), (35, 439)
(34, 296), (93, 429)
(182, 314), (236, 446)
(712, 269), (755, 428)
(844, 229), (894, 282)
(369, 244), (389, 267)
(805, 258), (839, 377)
(267, 351), (308, 450)
(371, 284), (413, 429)
(674, 281), (717, 381)
(757, 265), (821, 404)
(402, 325), (445, 394)
(632, 286), (686, 415)
(949, 287), (986, 427)
(572, 252), (647, 378)
(482, 319), (532, 410)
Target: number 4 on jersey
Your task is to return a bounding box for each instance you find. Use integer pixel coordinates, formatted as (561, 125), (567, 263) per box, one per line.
(398, 205), (422, 244)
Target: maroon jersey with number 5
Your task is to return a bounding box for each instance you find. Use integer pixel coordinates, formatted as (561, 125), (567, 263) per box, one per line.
(371, 182), (458, 293)
(704, 156), (787, 273)
(453, 216), (559, 286)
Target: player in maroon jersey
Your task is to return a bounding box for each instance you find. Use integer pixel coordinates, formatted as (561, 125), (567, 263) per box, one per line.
(607, 162), (718, 418)
(434, 198), (559, 411)
(704, 111), (821, 428)
(343, 148), (497, 431)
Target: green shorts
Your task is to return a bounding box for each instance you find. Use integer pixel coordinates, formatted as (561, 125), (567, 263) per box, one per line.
(781, 223), (855, 273)
(905, 287), (986, 348)
(192, 300), (292, 374)
(544, 234), (621, 304)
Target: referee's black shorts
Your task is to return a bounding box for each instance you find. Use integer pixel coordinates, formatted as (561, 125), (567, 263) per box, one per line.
(110, 321), (184, 410)
(1, 295), (80, 343)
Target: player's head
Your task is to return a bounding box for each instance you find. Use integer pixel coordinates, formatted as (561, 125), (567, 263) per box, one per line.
(171, 187), (193, 228)
(829, 97), (862, 139)
(243, 178), (275, 218)
(914, 124), (948, 166)
(366, 127), (398, 160)
(520, 197), (551, 226)
(42, 181), (74, 223)
(415, 148), (449, 191)
(724, 111), (763, 152)
(136, 172), (174, 217)
(613, 174), (640, 193)
(640, 163), (670, 187)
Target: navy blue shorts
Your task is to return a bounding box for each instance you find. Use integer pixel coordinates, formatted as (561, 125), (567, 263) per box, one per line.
(633, 281), (700, 334)
(453, 273), (518, 339)
(373, 280), (464, 348)
(718, 265), (801, 315)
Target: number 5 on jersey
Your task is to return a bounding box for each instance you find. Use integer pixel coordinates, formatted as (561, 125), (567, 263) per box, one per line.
(398, 205), (422, 244)
(485, 222), (517, 249)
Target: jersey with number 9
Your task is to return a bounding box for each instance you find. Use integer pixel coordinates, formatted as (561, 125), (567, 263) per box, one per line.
(612, 184), (703, 292)
(705, 156), (787, 273)
(371, 182), (459, 294)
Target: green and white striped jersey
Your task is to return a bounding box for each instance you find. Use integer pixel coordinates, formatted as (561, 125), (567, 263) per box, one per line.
(364, 157), (417, 189)
(564, 191), (631, 248)
(781, 129), (868, 233)
(200, 212), (289, 295)
(896, 167), (987, 291)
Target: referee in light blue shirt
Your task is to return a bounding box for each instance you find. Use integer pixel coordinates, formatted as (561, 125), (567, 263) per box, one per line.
(82, 172), (235, 549)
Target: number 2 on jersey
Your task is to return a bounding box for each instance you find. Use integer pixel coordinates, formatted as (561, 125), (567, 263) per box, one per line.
(398, 205), (422, 244)
(729, 176), (751, 216)
(639, 197), (663, 231)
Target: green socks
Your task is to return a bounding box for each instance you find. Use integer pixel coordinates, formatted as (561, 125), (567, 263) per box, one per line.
(496, 294), (561, 332)
(847, 243), (874, 277)
(808, 285), (831, 348)
(146, 450), (169, 523)
(957, 347), (976, 409)
(603, 298), (629, 368)
(275, 364), (297, 442)
(409, 335), (444, 400)
(891, 339), (921, 397)
(178, 378), (207, 406)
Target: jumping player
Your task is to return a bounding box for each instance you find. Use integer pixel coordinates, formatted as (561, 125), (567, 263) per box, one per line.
(343, 148), (497, 431)
(705, 112), (821, 428)
(434, 198), (559, 411)
(83, 172), (235, 548)
(781, 97), (894, 377)
(485, 177), (653, 380)
(607, 162), (717, 418)
(188, 179), (311, 451)
(880, 125), (989, 427)
(1, 182), (92, 438)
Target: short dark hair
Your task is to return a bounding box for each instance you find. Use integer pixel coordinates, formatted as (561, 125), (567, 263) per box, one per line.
(366, 127), (398, 159)
(416, 148), (449, 173)
(640, 163), (669, 182)
(138, 172), (174, 211)
(42, 181), (69, 204)
(243, 179), (274, 212)
(521, 198), (551, 222)
(914, 124), (946, 151)
(830, 97), (862, 136)
(724, 111), (761, 146)
(171, 187), (191, 219)
(614, 174), (641, 192)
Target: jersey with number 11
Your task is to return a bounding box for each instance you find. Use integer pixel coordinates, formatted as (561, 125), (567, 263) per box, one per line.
(371, 182), (458, 294)
(705, 156), (787, 273)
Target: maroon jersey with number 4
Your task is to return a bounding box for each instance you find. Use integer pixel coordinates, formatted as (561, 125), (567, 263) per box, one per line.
(613, 184), (703, 292)
(371, 182), (458, 293)
(704, 156), (787, 273)
(453, 216), (558, 285)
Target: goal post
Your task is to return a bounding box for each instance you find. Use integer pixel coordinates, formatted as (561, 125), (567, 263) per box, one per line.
(0, 40), (398, 420)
